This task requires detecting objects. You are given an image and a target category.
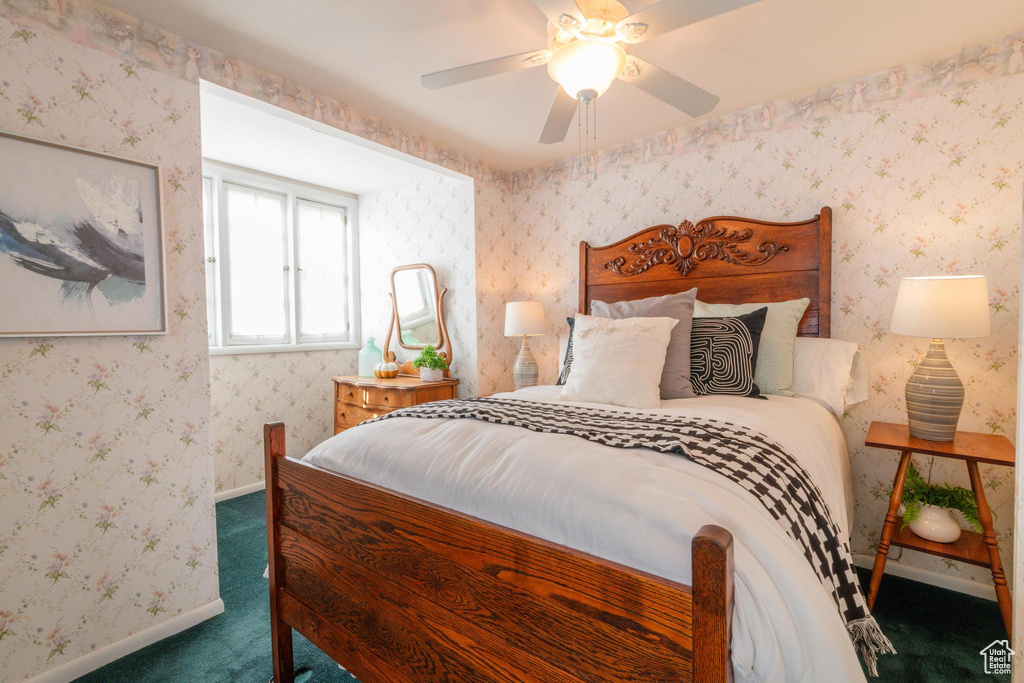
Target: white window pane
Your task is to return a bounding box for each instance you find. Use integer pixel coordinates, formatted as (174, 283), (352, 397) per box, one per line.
(224, 183), (287, 340)
(296, 200), (348, 339)
(202, 177), (216, 345)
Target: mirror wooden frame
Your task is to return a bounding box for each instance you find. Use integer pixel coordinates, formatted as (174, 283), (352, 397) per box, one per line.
(383, 263), (453, 374)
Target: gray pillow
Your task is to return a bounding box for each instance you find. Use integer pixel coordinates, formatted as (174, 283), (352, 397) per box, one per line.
(591, 288), (697, 399)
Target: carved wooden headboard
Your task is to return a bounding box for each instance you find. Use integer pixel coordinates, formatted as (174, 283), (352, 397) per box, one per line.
(579, 207), (832, 337)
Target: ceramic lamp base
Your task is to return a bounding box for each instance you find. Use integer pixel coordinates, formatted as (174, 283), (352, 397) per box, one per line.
(513, 336), (539, 390)
(905, 339), (964, 442)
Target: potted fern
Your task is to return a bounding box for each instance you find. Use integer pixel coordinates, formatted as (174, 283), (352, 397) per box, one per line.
(897, 461), (984, 543)
(413, 345), (447, 382)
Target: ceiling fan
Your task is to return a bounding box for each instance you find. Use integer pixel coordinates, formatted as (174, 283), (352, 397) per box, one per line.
(422, 0), (760, 170)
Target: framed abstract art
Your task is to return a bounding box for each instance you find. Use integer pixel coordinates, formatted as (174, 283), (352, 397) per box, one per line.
(0, 130), (166, 337)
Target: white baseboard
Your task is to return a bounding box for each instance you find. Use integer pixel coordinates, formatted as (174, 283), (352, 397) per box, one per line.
(215, 480), (265, 502)
(24, 598), (225, 683)
(852, 553), (996, 601)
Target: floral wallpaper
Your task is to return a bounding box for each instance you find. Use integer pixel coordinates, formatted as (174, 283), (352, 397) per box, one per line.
(475, 57), (1024, 586)
(0, 16), (218, 683)
(208, 350), (355, 493)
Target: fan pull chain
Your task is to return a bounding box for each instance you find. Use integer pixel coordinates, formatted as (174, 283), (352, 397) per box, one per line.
(582, 95), (598, 180)
(577, 92), (599, 180)
(584, 97), (590, 177)
(577, 99), (582, 175)
(592, 94), (598, 180)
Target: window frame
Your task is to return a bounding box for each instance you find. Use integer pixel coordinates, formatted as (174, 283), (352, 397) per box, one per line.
(294, 197), (352, 345)
(202, 162), (360, 355)
(202, 175), (220, 347)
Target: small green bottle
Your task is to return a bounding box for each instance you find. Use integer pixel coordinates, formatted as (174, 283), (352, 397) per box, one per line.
(358, 337), (382, 377)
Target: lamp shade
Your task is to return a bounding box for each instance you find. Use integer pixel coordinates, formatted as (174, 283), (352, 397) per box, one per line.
(504, 301), (545, 337)
(890, 275), (990, 339)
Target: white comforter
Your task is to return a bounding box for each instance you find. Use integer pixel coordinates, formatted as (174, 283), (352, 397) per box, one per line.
(304, 385), (865, 682)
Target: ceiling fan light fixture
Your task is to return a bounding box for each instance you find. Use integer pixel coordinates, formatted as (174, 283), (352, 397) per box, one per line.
(421, 0), (749, 147)
(547, 39), (626, 99)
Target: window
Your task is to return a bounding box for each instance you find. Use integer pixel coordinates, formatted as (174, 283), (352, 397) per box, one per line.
(202, 163), (359, 353)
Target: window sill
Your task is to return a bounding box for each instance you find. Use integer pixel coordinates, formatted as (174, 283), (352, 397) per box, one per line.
(209, 341), (360, 356)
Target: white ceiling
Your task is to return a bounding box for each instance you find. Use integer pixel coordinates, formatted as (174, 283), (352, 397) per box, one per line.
(200, 83), (437, 195)
(111, 0), (1024, 171)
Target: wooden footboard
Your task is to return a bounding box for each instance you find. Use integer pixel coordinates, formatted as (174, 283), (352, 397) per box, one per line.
(265, 422), (734, 682)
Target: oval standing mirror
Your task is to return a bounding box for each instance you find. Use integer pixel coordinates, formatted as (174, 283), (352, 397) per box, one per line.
(383, 263), (452, 372)
(393, 266), (440, 347)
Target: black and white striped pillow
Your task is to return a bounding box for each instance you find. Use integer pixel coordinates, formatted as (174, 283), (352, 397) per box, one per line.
(689, 308), (768, 398)
(556, 317), (575, 385)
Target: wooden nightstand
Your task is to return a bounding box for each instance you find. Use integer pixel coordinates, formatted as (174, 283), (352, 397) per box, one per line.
(332, 375), (459, 434)
(865, 421), (1014, 636)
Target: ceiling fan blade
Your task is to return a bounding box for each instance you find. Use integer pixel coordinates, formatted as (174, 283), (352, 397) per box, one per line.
(532, 0), (586, 31)
(616, 0), (761, 43)
(618, 57), (719, 117)
(422, 49), (551, 89)
(539, 86), (578, 144)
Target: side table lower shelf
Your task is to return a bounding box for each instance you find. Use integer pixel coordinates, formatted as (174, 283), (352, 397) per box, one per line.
(889, 516), (989, 567)
(864, 420), (1014, 637)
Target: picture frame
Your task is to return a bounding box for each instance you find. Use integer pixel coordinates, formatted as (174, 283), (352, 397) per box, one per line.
(0, 130), (167, 337)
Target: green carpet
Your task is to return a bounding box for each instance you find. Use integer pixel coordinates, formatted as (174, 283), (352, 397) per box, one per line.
(858, 566), (1008, 681)
(76, 491), (1007, 682)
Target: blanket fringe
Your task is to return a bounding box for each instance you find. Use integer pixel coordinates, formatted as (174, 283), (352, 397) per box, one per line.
(848, 616), (896, 677)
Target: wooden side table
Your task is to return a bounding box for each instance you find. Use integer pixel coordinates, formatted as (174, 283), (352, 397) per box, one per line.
(332, 375), (459, 434)
(865, 421), (1014, 636)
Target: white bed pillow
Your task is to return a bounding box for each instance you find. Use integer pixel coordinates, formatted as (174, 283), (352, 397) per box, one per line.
(559, 314), (678, 409)
(694, 298), (809, 395)
(591, 289), (698, 399)
(791, 337), (869, 418)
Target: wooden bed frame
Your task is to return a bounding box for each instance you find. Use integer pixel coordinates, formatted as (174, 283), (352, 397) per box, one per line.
(265, 207), (833, 682)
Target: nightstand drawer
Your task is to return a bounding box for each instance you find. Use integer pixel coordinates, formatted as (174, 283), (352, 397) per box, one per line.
(336, 383), (359, 404)
(361, 386), (415, 409)
(336, 404), (386, 431)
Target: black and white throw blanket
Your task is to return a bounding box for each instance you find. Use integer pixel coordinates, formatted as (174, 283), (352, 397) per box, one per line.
(368, 397), (895, 675)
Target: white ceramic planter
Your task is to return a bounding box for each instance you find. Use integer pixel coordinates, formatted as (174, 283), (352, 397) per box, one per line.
(419, 367), (444, 382)
(907, 504), (961, 543)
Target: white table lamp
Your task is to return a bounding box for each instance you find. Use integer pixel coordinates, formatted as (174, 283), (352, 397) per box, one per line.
(505, 301), (545, 390)
(889, 275), (990, 441)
